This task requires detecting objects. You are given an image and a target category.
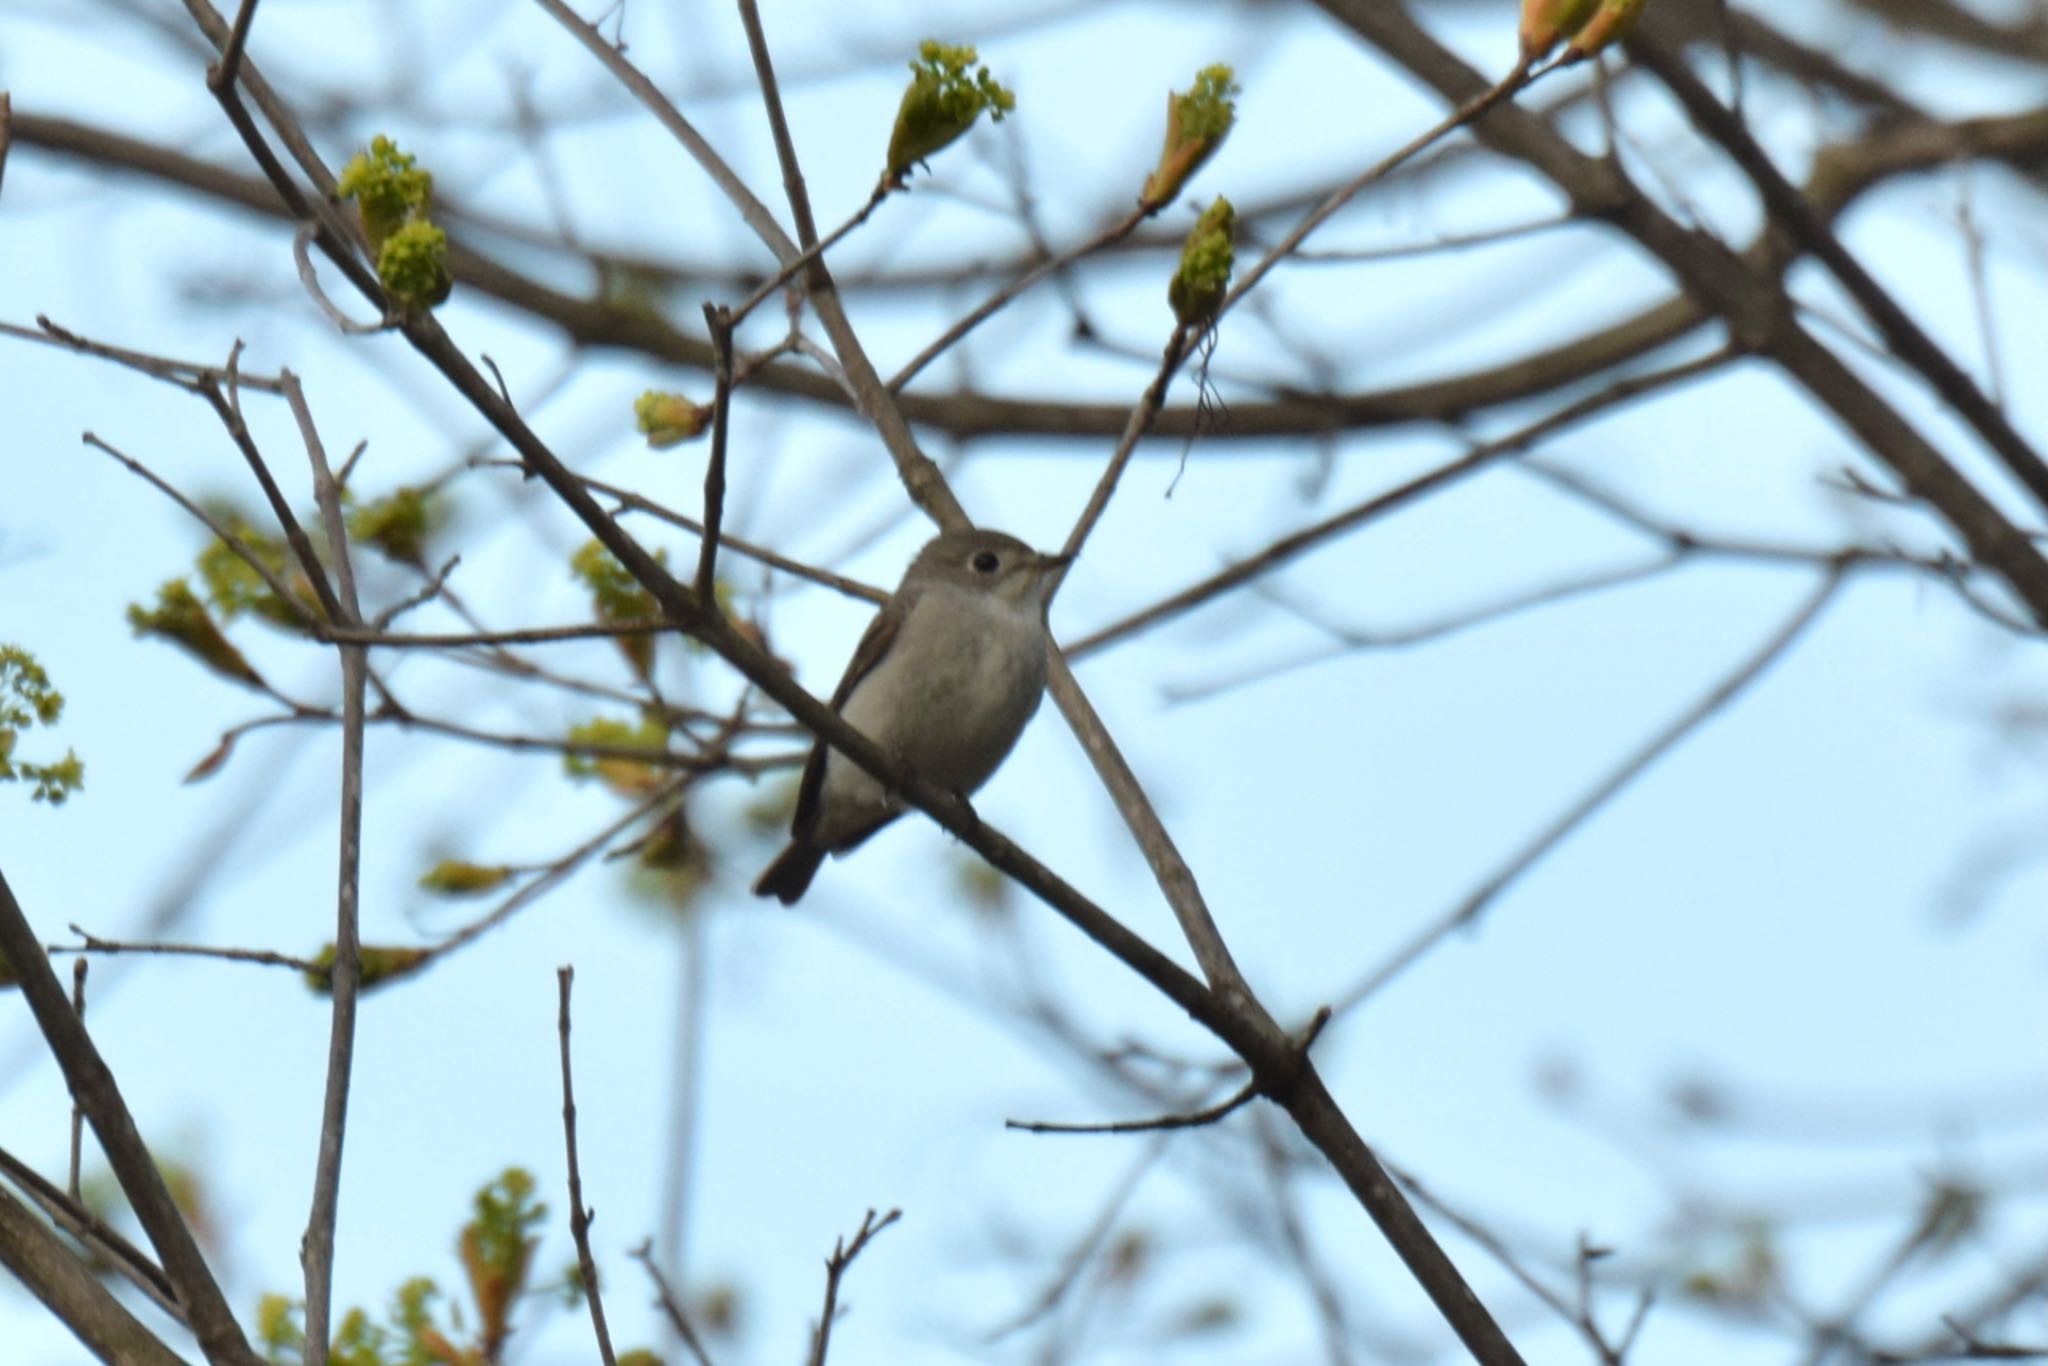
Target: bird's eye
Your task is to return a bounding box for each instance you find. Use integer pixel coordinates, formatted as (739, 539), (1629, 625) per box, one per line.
(971, 550), (1001, 574)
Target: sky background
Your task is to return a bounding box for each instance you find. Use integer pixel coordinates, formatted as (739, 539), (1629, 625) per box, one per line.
(2, 1), (2045, 1362)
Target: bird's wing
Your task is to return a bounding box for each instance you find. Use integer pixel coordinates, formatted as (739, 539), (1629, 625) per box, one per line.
(790, 592), (908, 840)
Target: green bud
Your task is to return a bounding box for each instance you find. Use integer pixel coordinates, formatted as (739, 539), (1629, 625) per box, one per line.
(570, 540), (665, 682)
(418, 861), (515, 897)
(336, 135), (434, 252)
(303, 942), (431, 994)
(376, 219), (452, 313)
(1564, 0), (1648, 60)
(339, 136), (451, 313)
(127, 579), (267, 690)
(1168, 197), (1236, 328)
(347, 485), (444, 567)
(1141, 65), (1240, 211)
(883, 41), (1016, 187)
(634, 390), (711, 448)
(1519, 0), (1602, 60)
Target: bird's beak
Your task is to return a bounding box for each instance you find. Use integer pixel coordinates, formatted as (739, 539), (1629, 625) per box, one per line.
(1026, 550), (1072, 604)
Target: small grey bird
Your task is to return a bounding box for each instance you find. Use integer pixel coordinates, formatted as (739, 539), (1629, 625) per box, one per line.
(753, 528), (1067, 905)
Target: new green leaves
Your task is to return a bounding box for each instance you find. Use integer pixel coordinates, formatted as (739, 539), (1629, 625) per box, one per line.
(1142, 65), (1240, 211)
(1169, 197), (1236, 328)
(1520, 0), (1647, 62)
(338, 135), (451, 313)
(884, 41), (1015, 187)
(0, 646), (82, 805)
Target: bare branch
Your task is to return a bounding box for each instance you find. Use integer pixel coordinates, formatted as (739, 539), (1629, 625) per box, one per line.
(1627, 36), (2048, 522)
(280, 371), (370, 1366)
(0, 868), (261, 1366)
(807, 1208), (902, 1366)
(695, 304), (736, 603)
(0, 1183), (191, 1366)
(556, 968), (618, 1366)
(55, 925), (326, 976)
(629, 1240), (715, 1366)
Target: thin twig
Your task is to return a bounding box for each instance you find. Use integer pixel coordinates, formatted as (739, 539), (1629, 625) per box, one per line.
(984, 1139), (1167, 1342)
(476, 463), (885, 604)
(1254, 1109), (1358, 1366)
(629, 1240), (715, 1366)
(83, 431), (324, 642)
(55, 924), (326, 975)
(215, 373), (347, 622)
(654, 902), (709, 1333)
(284, 370), (368, 1366)
(1389, 1162), (1614, 1360)
(324, 619), (674, 649)
(23, 315), (286, 393)
(207, 0), (260, 93)
(0, 1142), (183, 1321)
(1628, 37), (2048, 523)
(1007, 1077), (1261, 1135)
(1162, 555), (1682, 705)
(0, 868), (261, 1365)
(0, 1183), (188, 1366)
(696, 304), (736, 601)
(556, 968), (618, 1366)
(728, 0), (966, 528)
(1954, 171), (2006, 410)
(1057, 324), (1192, 565)
(1066, 348), (1733, 659)
(1007, 1007), (1329, 1134)
(1039, 319), (1248, 989)
(420, 779), (685, 967)
(67, 960), (86, 1200)
(886, 206), (1150, 393)
(1044, 653), (1248, 994)
(730, 185), (890, 323)
(1215, 61), (1542, 325)
(808, 1208), (903, 1366)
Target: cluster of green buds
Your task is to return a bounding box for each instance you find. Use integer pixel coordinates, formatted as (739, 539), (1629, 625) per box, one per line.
(1520, 0), (1647, 63)
(571, 539), (665, 683)
(633, 389), (710, 448)
(1141, 65), (1240, 212)
(1168, 197), (1235, 328)
(883, 41), (1015, 187)
(0, 645), (83, 806)
(337, 135), (452, 313)
(346, 485), (445, 568)
(126, 579), (266, 691)
(564, 713), (674, 797)
(303, 942), (430, 995)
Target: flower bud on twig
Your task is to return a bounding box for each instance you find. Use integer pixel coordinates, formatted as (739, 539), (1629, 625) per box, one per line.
(1141, 64), (1240, 212)
(1169, 197), (1236, 329)
(883, 41), (1016, 188)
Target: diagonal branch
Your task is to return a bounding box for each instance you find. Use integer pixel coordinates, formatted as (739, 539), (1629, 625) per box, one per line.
(169, 6), (1527, 1358)
(0, 1182), (191, 1366)
(1627, 36), (2048, 521)
(1308, 0), (2048, 629)
(0, 869), (262, 1366)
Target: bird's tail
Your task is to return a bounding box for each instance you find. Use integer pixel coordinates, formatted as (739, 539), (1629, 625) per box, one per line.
(752, 842), (826, 905)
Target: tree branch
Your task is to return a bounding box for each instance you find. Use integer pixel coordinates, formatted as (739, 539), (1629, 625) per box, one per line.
(0, 868), (261, 1366)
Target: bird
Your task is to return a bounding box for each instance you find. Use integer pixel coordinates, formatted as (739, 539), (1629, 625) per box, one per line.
(753, 528), (1067, 905)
